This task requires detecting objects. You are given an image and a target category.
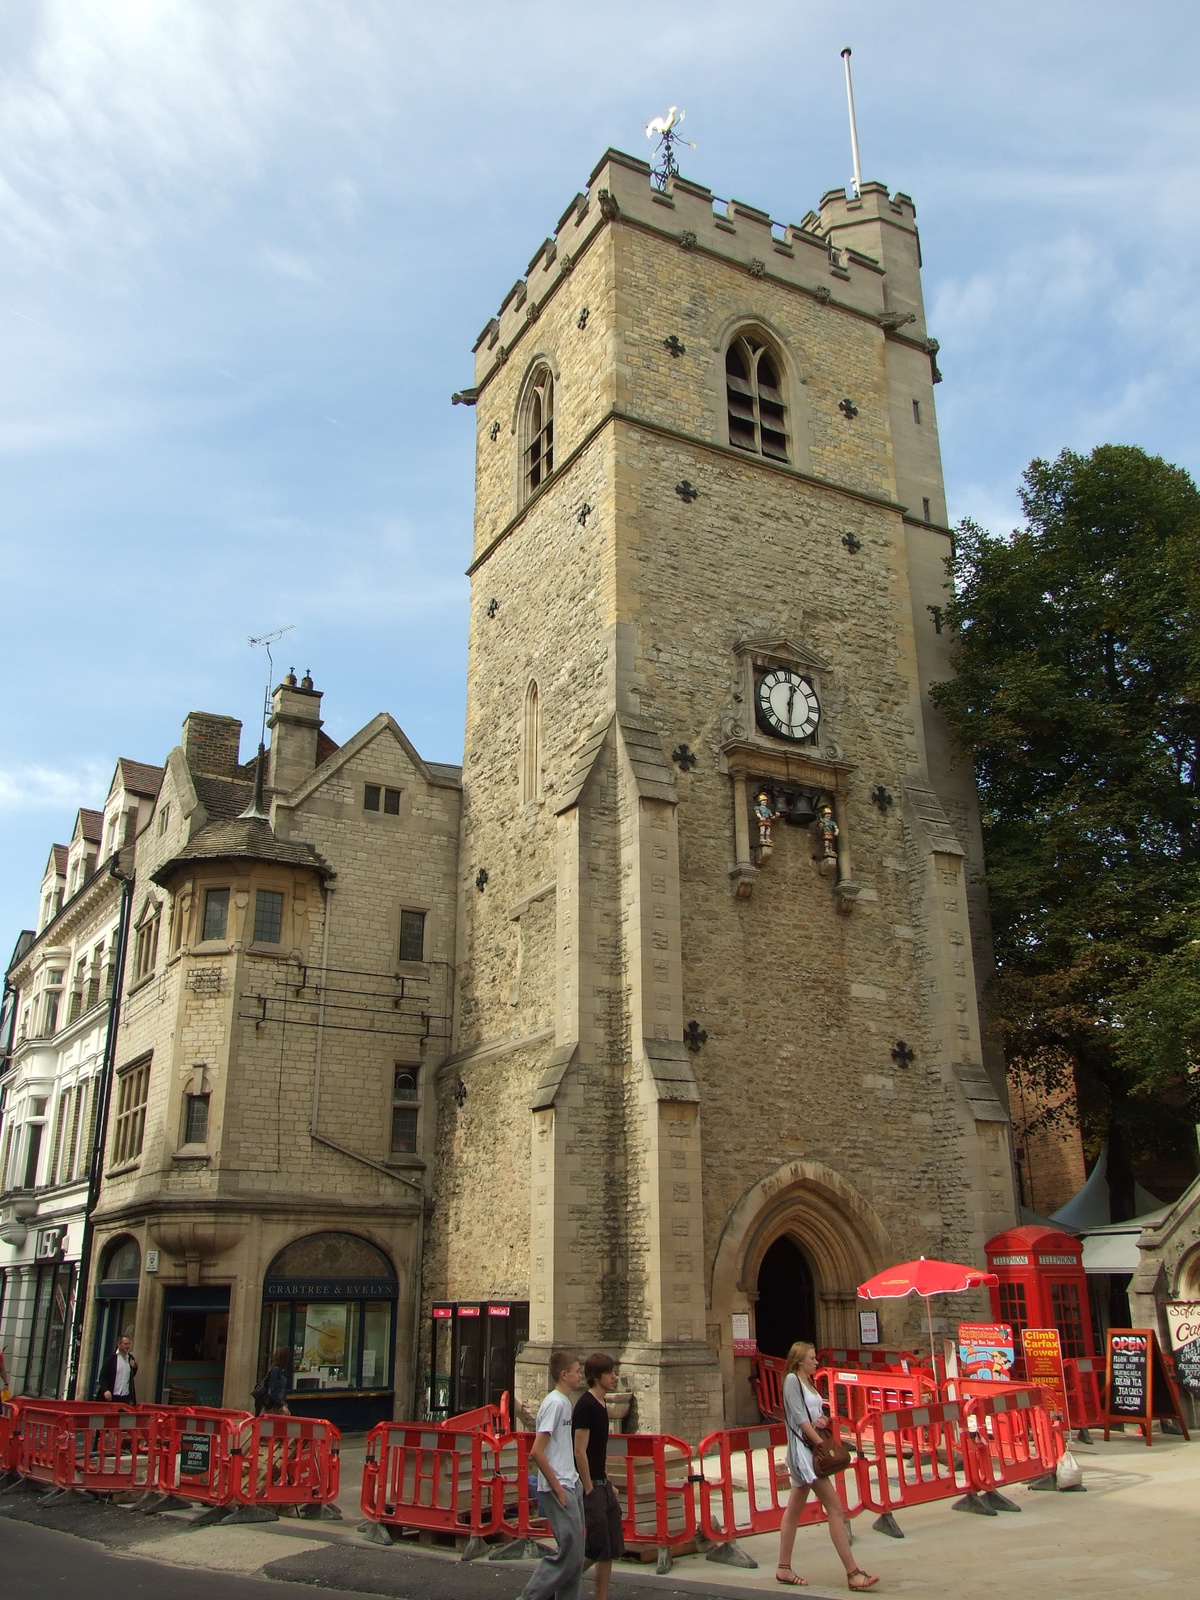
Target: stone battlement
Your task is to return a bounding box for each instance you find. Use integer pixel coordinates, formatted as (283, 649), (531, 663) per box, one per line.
(472, 149), (924, 391)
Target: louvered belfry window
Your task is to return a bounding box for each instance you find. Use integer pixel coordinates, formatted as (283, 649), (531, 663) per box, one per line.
(725, 334), (788, 462)
(523, 368), (554, 498)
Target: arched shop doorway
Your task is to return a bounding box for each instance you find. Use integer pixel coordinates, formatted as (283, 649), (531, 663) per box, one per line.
(90, 1237), (140, 1395)
(755, 1235), (818, 1357)
(260, 1232), (398, 1431)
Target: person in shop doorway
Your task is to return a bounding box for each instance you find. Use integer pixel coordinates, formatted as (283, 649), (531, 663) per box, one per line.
(520, 1349), (586, 1600)
(777, 1341), (878, 1591)
(572, 1352), (625, 1600)
(95, 1332), (137, 1404)
(255, 1344), (292, 1417)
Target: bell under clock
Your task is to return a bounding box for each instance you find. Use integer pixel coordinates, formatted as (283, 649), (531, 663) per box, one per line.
(756, 668), (820, 742)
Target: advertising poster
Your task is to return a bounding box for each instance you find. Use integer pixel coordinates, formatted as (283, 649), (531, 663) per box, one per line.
(957, 1322), (1015, 1381)
(1022, 1327), (1068, 1417)
(1164, 1303), (1200, 1394)
(859, 1311), (879, 1346)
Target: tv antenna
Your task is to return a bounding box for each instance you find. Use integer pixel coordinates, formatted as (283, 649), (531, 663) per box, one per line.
(841, 48), (863, 198)
(248, 625), (294, 744)
(644, 106), (696, 190)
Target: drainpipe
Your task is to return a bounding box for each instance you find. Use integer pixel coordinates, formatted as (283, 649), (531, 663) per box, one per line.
(65, 851), (135, 1399)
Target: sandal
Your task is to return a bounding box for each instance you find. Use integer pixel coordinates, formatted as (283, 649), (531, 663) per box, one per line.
(775, 1572), (809, 1587)
(848, 1573), (879, 1592)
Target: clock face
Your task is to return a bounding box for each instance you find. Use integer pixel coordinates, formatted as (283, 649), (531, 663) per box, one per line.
(756, 670), (820, 741)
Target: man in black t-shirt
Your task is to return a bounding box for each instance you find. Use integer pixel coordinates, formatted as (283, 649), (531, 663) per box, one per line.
(572, 1351), (625, 1599)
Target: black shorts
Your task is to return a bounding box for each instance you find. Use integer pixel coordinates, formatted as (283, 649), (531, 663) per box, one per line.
(584, 1480), (625, 1562)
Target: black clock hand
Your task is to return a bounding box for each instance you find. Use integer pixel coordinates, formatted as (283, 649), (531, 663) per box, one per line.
(787, 683), (796, 730)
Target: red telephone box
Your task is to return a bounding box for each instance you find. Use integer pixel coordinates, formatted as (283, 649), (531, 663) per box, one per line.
(984, 1226), (1095, 1360)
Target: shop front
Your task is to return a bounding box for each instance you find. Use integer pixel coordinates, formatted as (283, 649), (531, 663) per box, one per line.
(158, 1285), (229, 1406)
(259, 1231), (398, 1432)
(89, 1235), (140, 1397)
(429, 1300), (529, 1420)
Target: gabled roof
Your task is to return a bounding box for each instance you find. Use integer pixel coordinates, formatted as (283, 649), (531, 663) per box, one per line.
(192, 774), (254, 820)
(47, 844), (68, 878)
(277, 713), (461, 811)
(116, 758), (165, 798)
(76, 809), (104, 844)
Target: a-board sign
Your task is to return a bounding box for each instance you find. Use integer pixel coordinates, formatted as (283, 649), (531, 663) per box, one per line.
(1164, 1302), (1200, 1393)
(730, 1312), (756, 1357)
(1103, 1327), (1191, 1446)
(179, 1431), (212, 1477)
(858, 1310), (879, 1346)
(957, 1322), (1014, 1382)
(1021, 1327), (1068, 1420)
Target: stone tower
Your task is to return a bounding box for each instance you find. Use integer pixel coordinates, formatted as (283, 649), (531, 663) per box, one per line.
(433, 149), (1017, 1437)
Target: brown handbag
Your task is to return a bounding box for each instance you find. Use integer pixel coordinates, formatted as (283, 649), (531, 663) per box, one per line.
(811, 1432), (853, 1478)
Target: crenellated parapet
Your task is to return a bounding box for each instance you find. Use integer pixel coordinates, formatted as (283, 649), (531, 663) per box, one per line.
(471, 149), (932, 396)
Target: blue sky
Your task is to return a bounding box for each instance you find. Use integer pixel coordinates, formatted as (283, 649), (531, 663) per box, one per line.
(2, 1), (1198, 944)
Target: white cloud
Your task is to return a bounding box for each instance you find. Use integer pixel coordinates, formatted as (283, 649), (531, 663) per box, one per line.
(0, 760), (111, 814)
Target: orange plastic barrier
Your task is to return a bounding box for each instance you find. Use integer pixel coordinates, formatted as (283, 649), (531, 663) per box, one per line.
(817, 1366), (938, 1426)
(230, 1414), (340, 1514)
(697, 1419), (861, 1556)
(962, 1389), (1063, 1494)
(1062, 1358), (1104, 1430)
(605, 1432), (696, 1563)
(751, 1353), (786, 1421)
(54, 1404), (157, 1495)
(852, 1399), (972, 1523)
(492, 1429), (551, 1546)
(818, 1349), (928, 1373)
(154, 1407), (243, 1507)
(437, 1392), (511, 1435)
(360, 1422), (497, 1542)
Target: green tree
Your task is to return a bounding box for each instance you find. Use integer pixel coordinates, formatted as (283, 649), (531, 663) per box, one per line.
(932, 445), (1200, 1219)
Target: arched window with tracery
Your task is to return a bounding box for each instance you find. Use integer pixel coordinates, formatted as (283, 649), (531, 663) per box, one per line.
(521, 680), (541, 804)
(521, 367), (554, 501)
(725, 331), (788, 462)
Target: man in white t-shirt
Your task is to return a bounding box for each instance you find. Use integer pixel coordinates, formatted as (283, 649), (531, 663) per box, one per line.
(521, 1349), (585, 1600)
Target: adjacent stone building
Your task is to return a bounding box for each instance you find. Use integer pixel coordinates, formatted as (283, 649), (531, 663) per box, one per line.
(427, 150), (1016, 1437)
(0, 759), (162, 1397)
(74, 679), (459, 1425)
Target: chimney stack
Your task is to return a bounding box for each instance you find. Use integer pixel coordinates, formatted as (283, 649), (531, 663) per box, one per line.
(181, 713), (243, 778)
(268, 669), (324, 794)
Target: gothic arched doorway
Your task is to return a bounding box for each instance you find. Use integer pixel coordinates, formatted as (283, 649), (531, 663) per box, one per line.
(755, 1235), (817, 1357)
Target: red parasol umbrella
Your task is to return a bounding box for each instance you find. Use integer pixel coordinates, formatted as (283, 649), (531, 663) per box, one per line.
(858, 1257), (998, 1371)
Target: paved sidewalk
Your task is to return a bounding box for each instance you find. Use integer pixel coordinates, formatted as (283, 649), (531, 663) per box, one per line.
(0, 1428), (1193, 1599)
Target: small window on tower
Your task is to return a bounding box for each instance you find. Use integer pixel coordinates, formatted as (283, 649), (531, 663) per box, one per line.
(383, 788), (401, 815)
(391, 1066), (420, 1154)
(202, 888), (230, 943)
(399, 910), (426, 963)
(521, 367), (554, 501)
(364, 784), (381, 811)
(725, 333), (789, 463)
(922, 498), (932, 523)
(184, 1093), (210, 1146)
(912, 399), (921, 424)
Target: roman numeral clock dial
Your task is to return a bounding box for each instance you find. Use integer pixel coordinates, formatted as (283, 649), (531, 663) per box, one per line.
(756, 669), (820, 741)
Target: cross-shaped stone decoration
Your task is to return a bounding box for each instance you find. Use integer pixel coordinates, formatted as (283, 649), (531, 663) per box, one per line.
(842, 531), (862, 554)
(453, 1079), (468, 1107)
(486, 598), (499, 618)
(671, 744), (698, 770)
(839, 397), (859, 420)
(578, 503), (592, 526)
(663, 334), (686, 358)
(577, 307), (590, 329)
(675, 480), (699, 503)
(684, 1020), (708, 1053)
(891, 1039), (915, 1068)
(870, 784), (893, 814)
(475, 868), (489, 892)
(489, 421), (500, 441)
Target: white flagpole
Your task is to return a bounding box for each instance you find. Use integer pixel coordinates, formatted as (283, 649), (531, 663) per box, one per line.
(841, 47), (863, 198)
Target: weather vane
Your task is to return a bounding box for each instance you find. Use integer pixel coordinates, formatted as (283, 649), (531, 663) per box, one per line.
(248, 624), (294, 743)
(644, 106), (696, 189)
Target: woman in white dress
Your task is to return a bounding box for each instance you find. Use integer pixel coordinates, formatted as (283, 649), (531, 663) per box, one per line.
(776, 1341), (878, 1591)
